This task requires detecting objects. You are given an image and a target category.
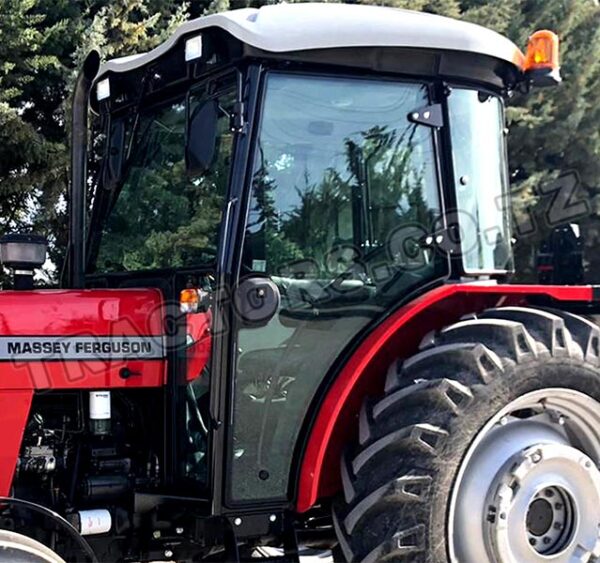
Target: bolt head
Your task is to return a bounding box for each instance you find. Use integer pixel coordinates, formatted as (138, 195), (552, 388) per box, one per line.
(152, 530), (161, 539)
(175, 527), (184, 535)
(164, 549), (174, 558)
(269, 514), (277, 522)
(234, 517), (242, 526)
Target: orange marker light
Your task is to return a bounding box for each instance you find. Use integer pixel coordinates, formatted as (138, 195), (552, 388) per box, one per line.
(523, 30), (561, 86)
(180, 288), (199, 313)
(524, 30), (559, 70)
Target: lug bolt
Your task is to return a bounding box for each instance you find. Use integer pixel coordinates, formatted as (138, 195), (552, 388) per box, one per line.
(554, 522), (563, 530)
(175, 527), (184, 535)
(532, 451), (542, 463)
(234, 517), (242, 526)
(544, 489), (555, 498)
(543, 537), (551, 545)
(500, 416), (508, 426)
(499, 512), (507, 520)
(554, 503), (563, 510)
(164, 549), (174, 558)
(269, 514), (277, 522)
(152, 530), (161, 539)
(529, 538), (537, 546)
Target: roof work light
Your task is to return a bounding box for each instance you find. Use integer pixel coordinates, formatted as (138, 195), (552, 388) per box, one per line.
(524, 30), (561, 87)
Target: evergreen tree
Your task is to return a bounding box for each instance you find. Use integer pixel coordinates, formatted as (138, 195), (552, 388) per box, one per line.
(0, 0), (598, 285)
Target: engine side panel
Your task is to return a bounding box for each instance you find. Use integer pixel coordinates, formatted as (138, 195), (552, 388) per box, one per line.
(296, 282), (597, 512)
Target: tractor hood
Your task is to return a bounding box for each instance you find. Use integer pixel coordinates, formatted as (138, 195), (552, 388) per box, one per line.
(0, 289), (166, 391)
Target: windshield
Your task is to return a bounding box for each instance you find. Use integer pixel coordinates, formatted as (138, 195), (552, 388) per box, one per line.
(448, 88), (512, 272)
(89, 89), (234, 274)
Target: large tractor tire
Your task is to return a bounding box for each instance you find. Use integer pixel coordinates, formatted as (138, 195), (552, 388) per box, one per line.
(333, 307), (600, 562)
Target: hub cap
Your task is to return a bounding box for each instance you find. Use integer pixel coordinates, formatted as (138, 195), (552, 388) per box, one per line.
(449, 389), (600, 562)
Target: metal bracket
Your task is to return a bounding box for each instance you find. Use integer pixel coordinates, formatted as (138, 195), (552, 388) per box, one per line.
(408, 103), (444, 128)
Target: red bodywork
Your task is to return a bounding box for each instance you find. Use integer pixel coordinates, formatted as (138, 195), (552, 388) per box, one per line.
(296, 282), (597, 512)
(0, 283), (594, 512)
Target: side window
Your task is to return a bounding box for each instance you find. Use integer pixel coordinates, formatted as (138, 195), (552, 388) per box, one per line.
(93, 89), (235, 273)
(448, 89), (512, 272)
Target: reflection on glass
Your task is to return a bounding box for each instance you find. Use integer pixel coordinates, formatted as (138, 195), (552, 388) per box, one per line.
(230, 73), (446, 501)
(94, 92), (234, 273)
(448, 89), (512, 272)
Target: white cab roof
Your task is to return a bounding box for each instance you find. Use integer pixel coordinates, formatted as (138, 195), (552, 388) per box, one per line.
(97, 3), (524, 78)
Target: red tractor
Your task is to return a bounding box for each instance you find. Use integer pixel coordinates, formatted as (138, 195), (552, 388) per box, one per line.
(0, 4), (598, 562)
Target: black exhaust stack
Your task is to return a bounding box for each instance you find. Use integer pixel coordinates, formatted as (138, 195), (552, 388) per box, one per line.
(69, 51), (100, 289)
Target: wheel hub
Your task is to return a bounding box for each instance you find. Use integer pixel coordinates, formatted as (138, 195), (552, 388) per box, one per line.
(525, 487), (574, 553)
(449, 389), (600, 563)
(486, 443), (600, 561)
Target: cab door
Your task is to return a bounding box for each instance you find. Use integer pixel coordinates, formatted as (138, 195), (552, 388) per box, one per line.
(225, 71), (448, 505)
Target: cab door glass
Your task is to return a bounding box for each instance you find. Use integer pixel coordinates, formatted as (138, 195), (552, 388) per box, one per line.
(230, 73), (446, 501)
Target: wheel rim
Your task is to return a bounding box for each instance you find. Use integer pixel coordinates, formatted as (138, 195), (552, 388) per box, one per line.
(448, 388), (600, 562)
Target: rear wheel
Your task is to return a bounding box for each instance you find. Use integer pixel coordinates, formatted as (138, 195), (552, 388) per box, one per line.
(333, 307), (600, 562)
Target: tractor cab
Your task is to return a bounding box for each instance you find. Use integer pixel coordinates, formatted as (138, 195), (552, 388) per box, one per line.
(84, 2), (539, 506)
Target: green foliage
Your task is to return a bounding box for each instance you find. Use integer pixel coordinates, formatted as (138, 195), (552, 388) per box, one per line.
(0, 0), (598, 283)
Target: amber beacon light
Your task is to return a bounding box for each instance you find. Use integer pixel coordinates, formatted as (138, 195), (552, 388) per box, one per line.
(524, 30), (561, 86)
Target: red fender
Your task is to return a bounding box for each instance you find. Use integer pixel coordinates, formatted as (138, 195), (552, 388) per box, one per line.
(296, 282), (596, 512)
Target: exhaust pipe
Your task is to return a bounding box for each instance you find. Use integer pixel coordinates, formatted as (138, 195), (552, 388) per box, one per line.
(69, 51), (100, 289)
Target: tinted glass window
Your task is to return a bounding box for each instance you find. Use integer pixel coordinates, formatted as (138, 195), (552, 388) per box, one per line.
(93, 91), (234, 273)
(230, 73), (447, 501)
(448, 89), (512, 272)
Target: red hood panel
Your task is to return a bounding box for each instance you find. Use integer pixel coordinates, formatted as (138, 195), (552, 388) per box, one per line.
(0, 289), (166, 391)
(0, 289), (164, 335)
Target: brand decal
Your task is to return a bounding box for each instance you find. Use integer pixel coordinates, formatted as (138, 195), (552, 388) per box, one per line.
(0, 336), (165, 361)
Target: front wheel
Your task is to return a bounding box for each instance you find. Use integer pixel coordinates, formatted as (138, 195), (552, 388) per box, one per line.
(334, 307), (600, 562)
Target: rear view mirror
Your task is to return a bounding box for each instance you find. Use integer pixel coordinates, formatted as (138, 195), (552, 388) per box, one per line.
(186, 99), (219, 176)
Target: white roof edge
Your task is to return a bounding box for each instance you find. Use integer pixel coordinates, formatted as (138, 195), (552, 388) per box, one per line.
(96, 3), (524, 79)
